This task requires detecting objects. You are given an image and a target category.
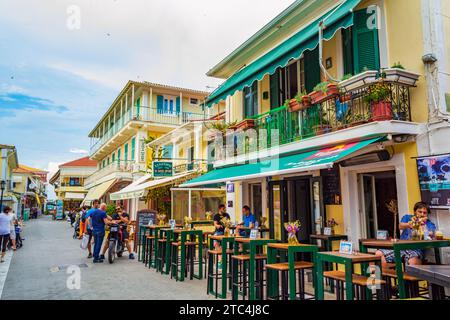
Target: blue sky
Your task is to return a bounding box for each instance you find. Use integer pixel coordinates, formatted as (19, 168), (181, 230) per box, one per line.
(0, 0), (294, 177)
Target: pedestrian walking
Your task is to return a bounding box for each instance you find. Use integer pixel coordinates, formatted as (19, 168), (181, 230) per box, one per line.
(9, 210), (18, 251)
(0, 206), (13, 263)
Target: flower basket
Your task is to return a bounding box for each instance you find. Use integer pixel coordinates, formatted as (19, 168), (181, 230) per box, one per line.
(235, 119), (255, 130)
(309, 91), (326, 105)
(383, 68), (420, 87)
(288, 99), (303, 112)
(339, 70), (378, 92)
(371, 101), (393, 121)
(284, 221), (301, 245)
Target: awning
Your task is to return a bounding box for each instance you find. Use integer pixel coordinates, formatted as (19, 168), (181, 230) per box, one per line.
(82, 179), (117, 204)
(64, 192), (86, 200)
(206, 0), (361, 106)
(181, 137), (382, 187)
(110, 172), (196, 201)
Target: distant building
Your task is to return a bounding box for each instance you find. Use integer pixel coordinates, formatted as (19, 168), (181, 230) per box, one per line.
(0, 144), (19, 213)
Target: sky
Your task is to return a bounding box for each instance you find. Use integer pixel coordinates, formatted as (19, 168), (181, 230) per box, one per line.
(0, 0), (294, 182)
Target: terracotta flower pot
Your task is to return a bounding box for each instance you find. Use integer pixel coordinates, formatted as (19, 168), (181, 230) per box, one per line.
(371, 101), (393, 121)
(302, 95), (312, 108)
(236, 119), (255, 130)
(288, 99), (302, 112)
(309, 91), (326, 105)
(327, 83), (339, 96)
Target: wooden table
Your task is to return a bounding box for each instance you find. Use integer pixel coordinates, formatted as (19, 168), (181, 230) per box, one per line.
(406, 265), (450, 300)
(207, 235), (242, 299)
(359, 239), (450, 299)
(232, 238), (278, 300)
(316, 251), (382, 300)
(232, 226), (270, 238)
(266, 243), (319, 300)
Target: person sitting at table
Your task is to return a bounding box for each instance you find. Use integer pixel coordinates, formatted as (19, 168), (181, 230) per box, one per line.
(213, 204), (230, 269)
(375, 202), (436, 266)
(236, 205), (256, 238)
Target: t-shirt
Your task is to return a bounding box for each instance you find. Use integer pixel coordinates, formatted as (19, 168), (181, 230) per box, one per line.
(400, 214), (437, 240)
(213, 212), (231, 233)
(0, 213), (13, 236)
(90, 209), (107, 233)
(85, 209), (95, 231)
(9, 214), (17, 231)
(240, 213), (256, 237)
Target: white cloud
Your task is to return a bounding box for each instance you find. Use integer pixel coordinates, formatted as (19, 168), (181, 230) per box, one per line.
(69, 148), (88, 155)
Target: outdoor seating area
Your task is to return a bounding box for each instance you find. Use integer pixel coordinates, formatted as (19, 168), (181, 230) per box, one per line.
(136, 223), (450, 301)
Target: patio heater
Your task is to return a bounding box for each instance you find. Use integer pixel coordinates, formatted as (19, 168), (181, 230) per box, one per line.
(0, 180), (6, 213)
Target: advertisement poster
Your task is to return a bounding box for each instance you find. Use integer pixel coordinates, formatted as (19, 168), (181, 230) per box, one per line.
(56, 200), (64, 220)
(417, 154), (450, 207)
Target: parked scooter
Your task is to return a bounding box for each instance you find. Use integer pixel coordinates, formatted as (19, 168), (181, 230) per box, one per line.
(107, 223), (125, 264)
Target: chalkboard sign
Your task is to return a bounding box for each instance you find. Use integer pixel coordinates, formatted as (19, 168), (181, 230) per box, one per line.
(321, 165), (342, 205)
(136, 209), (157, 227)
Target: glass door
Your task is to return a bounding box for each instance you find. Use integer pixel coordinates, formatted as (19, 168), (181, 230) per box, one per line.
(359, 174), (378, 239)
(269, 181), (287, 241)
(250, 184), (263, 224)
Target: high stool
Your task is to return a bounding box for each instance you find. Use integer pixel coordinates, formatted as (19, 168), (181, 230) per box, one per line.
(382, 268), (423, 299)
(145, 236), (155, 268)
(156, 239), (167, 273)
(265, 261), (314, 300)
(231, 254), (267, 300)
(207, 249), (236, 298)
(170, 241), (197, 281)
(324, 271), (388, 300)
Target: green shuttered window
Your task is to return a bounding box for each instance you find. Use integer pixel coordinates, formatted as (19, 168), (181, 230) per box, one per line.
(352, 9), (380, 73)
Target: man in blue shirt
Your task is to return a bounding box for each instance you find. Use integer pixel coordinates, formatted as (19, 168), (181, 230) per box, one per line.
(84, 201), (98, 259)
(88, 202), (111, 263)
(237, 206), (256, 238)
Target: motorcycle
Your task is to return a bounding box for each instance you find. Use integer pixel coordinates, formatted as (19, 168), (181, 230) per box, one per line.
(108, 224), (125, 264)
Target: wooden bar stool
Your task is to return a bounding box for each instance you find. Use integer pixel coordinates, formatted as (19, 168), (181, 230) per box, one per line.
(324, 271), (388, 300)
(170, 241), (197, 281)
(231, 254), (267, 300)
(207, 248), (236, 298)
(156, 239), (167, 273)
(145, 235), (155, 268)
(265, 261), (314, 300)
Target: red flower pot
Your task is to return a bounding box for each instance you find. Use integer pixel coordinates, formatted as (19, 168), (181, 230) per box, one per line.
(327, 83), (339, 96)
(371, 101), (393, 121)
(309, 91), (326, 105)
(288, 99), (302, 112)
(236, 119), (255, 130)
(302, 95), (312, 108)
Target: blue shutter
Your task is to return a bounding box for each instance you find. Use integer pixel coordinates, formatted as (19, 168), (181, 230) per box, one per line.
(157, 95), (164, 114)
(176, 97), (181, 114)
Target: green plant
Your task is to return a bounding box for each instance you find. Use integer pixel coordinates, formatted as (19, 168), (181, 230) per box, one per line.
(391, 62), (405, 69)
(341, 74), (353, 81)
(364, 81), (391, 104)
(313, 82), (329, 93)
(147, 185), (172, 216)
(106, 204), (116, 217)
(295, 91), (308, 102)
(283, 99), (291, 108)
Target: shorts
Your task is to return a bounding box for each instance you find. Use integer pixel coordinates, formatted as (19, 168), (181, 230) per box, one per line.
(379, 249), (423, 263)
(106, 228), (129, 241)
(9, 230), (16, 240)
(214, 231), (224, 246)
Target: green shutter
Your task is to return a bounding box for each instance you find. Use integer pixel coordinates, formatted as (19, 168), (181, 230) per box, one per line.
(342, 27), (354, 75)
(124, 144), (128, 163)
(131, 138), (136, 161)
(117, 149), (121, 164)
(157, 95), (164, 113)
(112, 152), (115, 163)
(176, 97), (181, 114)
(353, 9), (380, 73)
(304, 47), (321, 93)
(136, 98), (141, 117)
(270, 71), (280, 109)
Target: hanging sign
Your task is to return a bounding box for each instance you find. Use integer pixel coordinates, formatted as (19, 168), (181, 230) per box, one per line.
(153, 162), (173, 178)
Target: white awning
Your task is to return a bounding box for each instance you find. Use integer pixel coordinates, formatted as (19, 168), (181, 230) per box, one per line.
(80, 179), (116, 206)
(65, 192), (85, 200)
(110, 172), (196, 201)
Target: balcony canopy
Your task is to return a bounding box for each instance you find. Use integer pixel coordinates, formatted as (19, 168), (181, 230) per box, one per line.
(180, 136), (383, 188)
(205, 0), (362, 107)
(81, 179), (116, 206)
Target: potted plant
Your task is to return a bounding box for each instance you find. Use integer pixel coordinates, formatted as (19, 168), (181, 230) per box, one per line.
(309, 81), (339, 105)
(364, 81), (393, 121)
(235, 118), (255, 130)
(284, 220), (301, 245)
(383, 62), (420, 86)
(288, 95), (302, 112)
(339, 69), (378, 92)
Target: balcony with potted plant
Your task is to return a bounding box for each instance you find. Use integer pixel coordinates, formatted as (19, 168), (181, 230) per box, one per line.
(382, 62), (420, 87)
(309, 81), (340, 105)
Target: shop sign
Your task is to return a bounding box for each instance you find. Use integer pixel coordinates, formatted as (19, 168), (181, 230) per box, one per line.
(153, 162), (173, 177)
(417, 154), (450, 208)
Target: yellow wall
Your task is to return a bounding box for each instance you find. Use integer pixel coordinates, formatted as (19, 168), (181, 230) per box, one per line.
(260, 74), (271, 114)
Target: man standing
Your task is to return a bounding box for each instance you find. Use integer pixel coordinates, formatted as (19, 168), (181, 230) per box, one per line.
(88, 202), (110, 263)
(236, 205), (256, 238)
(84, 204), (98, 259)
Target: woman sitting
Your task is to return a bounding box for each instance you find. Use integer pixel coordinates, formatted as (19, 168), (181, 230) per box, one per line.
(375, 202), (436, 266)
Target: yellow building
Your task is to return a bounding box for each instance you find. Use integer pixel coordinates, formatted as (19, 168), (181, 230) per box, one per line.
(12, 164), (48, 218)
(182, 0), (450, 243)
(0, 144), (19, 213)
(86, 81), (210, 219)
(49, 157), (97, 210)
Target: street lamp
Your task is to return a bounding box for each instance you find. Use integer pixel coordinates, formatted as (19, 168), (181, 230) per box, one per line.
(0, 180), (6, 213)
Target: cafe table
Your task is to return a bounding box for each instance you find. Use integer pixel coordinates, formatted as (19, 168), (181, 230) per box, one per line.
(316, 251), (382, 300)
(233, 226), (270, 239)
(406, 265), (450, 300)
(208, 235), (242, 299)
(359, 239), (450, 299)
(266, 243), (319, 300)
(173, 229), (204, 281)
(232, 238), (278, 301)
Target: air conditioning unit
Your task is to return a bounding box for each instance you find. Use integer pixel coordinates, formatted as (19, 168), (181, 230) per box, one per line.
(340, 150), (391, 167)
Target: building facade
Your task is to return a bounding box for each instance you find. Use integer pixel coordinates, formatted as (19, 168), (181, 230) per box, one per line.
(49, 157), (97, 210)
(0, 144), (19, 213)
(181, 0), (450, 245)
(87, 81), (210, 217)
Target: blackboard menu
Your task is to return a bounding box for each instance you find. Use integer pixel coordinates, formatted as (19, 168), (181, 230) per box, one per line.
(137, 210), (157, 227)
(321, 165), (342, 205)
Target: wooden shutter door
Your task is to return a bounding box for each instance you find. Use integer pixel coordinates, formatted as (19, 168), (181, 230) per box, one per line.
(270, 71), (280, 109)
(353, 9), (381, 73)
(304, 47), (321, 93)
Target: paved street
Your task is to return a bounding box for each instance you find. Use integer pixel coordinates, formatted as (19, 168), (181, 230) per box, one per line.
(0, 216), (211, 300)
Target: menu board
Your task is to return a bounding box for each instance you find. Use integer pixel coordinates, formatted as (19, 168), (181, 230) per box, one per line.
(321, 165), (342, 205)
(137, 210), (157, 227)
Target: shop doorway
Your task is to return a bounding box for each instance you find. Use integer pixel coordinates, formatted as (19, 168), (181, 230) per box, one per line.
(358, 171), (400, 239)
(269, 177), (324, 242)
(249, 184), (263, 223)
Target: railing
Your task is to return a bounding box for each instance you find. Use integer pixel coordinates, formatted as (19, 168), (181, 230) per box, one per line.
(173, 160), (208, 175)
(90, 106), (206, 155)
(224, 81), (412, 155)
(84, 160), (144, 187)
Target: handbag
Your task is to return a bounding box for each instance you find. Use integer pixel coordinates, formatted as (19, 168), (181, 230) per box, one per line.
(80, 233), (89, 250)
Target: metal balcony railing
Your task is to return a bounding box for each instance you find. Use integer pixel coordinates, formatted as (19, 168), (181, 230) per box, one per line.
(90, 106), (205, 155)
(85, 161), (144, 187)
